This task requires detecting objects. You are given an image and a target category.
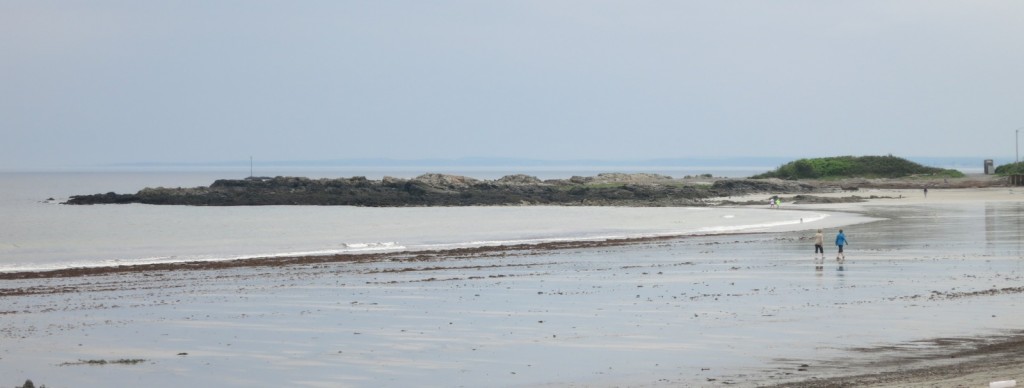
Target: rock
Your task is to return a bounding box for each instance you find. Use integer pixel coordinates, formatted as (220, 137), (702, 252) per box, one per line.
(709, 179), (815, 195)
(382, 176), (407, 186)
(495, 174), (543, 185)
(412, 174), (479, 189)
(568, 176), (593, 184)
(63, 173), (718, 206)
(591, 173), (674, 185)
(69, 173), (990, 207)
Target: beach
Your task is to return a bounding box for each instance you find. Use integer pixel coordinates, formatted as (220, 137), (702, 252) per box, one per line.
(2, 187), (1023, 387)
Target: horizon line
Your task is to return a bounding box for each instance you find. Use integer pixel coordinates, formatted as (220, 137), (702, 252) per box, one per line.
(103, 155), (1000, 168)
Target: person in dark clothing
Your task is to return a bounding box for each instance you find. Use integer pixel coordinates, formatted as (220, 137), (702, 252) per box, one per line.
(835, 229), (849, 264)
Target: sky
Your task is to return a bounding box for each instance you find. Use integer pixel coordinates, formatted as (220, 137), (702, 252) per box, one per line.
(2, 1), (1024, 170)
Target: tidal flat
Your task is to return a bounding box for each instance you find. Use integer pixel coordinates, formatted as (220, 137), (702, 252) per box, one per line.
(2, 188), (1023, 387)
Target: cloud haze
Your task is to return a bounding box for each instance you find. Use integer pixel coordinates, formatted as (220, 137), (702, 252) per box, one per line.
(3, 1), (1023, 170)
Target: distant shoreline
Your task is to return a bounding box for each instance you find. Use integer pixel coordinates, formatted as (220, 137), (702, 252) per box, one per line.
(61, 172), (1008, 207)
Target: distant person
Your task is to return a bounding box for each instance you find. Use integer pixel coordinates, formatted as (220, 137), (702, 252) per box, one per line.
(923, 187), (928, 197)
(813, 229), (825, 269)
(835, 229), (849, 264)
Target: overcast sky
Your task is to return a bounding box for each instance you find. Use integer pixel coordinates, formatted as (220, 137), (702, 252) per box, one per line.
(2, 1), (1023, 170)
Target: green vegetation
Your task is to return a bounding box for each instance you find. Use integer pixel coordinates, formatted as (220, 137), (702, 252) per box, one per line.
(751, 155), (965, 180)
(17, 380), (44, 388)
(994, 161), (1024, 175)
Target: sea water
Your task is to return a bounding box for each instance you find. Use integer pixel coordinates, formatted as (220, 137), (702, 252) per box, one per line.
(0, 170), (860, 272)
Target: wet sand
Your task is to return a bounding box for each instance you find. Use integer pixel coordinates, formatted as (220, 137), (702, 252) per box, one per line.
(2, 187), (1023, 387)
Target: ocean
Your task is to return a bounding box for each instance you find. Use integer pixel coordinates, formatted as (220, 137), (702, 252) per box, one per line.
(0, 168), (863, 273)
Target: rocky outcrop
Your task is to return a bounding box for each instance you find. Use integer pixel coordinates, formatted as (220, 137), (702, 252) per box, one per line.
(77, 173), (1006, 207)
(64, 173), (740, 207)
(708, 178), (816, 195)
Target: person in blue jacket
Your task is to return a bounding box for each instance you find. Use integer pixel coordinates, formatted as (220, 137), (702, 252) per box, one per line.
(835, 229), (849, 263)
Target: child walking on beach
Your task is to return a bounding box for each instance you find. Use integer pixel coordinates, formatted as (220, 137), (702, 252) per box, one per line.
(835, 229), (848, 264)
(813, 229), (825, 269)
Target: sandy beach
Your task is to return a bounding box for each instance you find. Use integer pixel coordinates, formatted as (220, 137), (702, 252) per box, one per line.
(2, 187), (1023, 387)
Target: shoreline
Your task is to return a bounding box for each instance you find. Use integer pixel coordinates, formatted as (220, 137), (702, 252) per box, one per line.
(1, 204), (876, 277)
(9, 185), (1018, 279)
(0, 236), (680, 281)
(2, 187), (1023, 387)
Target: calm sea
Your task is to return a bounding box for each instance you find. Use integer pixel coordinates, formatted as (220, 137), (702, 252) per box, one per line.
(0, 168), (845, 272)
